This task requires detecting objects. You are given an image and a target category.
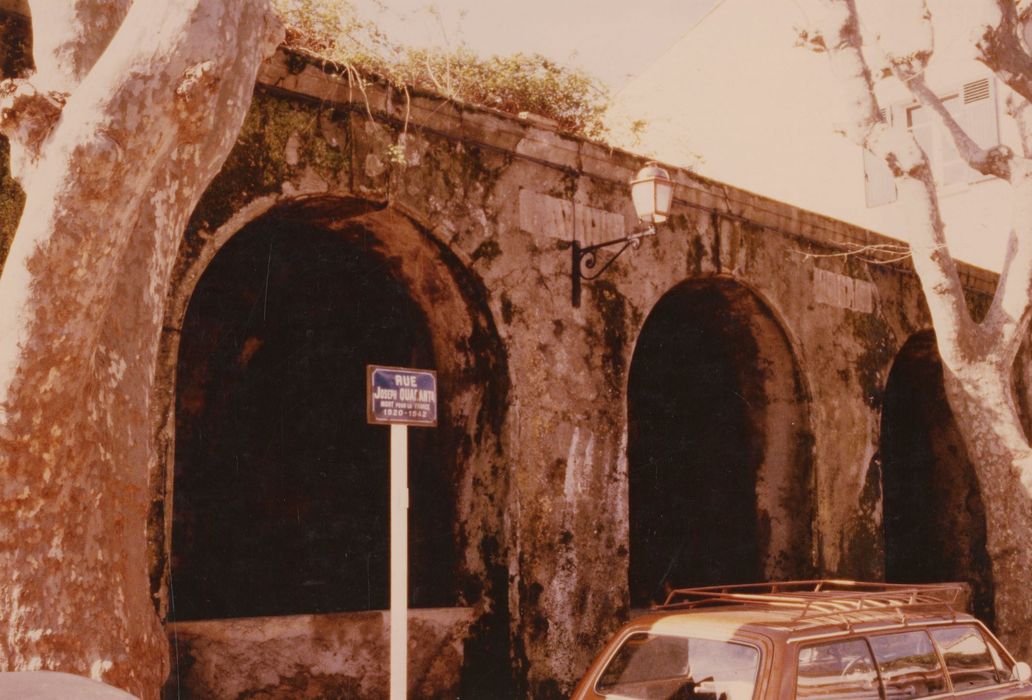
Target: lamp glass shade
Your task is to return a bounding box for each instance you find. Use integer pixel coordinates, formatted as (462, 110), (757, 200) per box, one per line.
(631, 163), (673, 224)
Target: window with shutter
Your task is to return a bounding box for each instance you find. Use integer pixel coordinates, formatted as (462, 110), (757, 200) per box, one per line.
(903, 77), (998, 187)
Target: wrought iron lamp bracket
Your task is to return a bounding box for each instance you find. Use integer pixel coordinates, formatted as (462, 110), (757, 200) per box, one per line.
(571, 225), (656, 307)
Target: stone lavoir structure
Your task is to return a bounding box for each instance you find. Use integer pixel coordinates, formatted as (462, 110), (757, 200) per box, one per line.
(0, 41), (1020, 700)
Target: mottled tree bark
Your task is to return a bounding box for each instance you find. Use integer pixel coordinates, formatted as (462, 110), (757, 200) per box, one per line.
(803, 0), (1032, 660)
(0, 1), (282, 697)
(944, 364), (1032, 655)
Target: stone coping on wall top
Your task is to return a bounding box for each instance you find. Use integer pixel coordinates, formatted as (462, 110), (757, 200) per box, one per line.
(258, 47), (998, 297)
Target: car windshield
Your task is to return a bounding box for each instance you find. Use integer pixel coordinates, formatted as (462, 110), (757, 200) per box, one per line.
(596, 632), (760, 700)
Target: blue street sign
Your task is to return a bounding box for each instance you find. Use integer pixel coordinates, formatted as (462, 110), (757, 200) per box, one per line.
(366, 366), (438, 427)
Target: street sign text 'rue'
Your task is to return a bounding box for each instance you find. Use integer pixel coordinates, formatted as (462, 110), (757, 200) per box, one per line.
(367, 366), (437, 427)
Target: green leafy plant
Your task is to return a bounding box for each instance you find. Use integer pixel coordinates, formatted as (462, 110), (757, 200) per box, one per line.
(271, 0), (610, 140)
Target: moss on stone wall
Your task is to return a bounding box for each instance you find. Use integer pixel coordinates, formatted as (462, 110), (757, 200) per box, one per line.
(0, 10), (32, 272)
(0, 10), (32, 79)
(471, 239), (501, 264)
(186, 89), (351, 237)
(398, 138), (508, 225)
(851, 311), (895, 408)
(591, 280), (630, 395)
(0, 136), (25, 270)
(839, 457), (885, 579)
(965, 288), (993, 324)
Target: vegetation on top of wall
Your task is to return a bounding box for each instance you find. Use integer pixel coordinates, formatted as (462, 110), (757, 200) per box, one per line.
(271, 0), (610, 140)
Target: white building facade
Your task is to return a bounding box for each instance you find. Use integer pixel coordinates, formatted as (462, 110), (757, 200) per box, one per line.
(607, 0), (1017, 271)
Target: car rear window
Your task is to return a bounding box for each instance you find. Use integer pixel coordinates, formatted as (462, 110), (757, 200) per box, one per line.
(869, 631), (947, 699)
(929, 625), (1001, 690)
(596, 632), (759, 700)
(796, 638), (880, 699)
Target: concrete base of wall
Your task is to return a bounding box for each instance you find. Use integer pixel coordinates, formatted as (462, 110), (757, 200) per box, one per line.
(164, 607), (474, 699)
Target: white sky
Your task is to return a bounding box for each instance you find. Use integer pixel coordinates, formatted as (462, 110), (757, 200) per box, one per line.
(358, 0), (724, 90)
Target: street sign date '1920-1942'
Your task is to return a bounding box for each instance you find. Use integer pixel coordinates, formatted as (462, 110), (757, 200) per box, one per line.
(366, 365), (438, 427)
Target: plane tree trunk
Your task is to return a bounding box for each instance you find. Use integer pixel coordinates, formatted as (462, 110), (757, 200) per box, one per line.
(943, 362), (1032, 657)
(0, 1), (282, 696)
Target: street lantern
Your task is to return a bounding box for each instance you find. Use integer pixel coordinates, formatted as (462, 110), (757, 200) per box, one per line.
(631, 162), (674, 225)
(571, 161), (675, 307)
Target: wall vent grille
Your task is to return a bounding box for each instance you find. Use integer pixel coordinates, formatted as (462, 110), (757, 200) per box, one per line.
(963, 78), (991, 104)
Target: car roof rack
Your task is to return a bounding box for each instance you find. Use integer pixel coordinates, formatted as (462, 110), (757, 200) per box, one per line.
(658, 580), (965, 630)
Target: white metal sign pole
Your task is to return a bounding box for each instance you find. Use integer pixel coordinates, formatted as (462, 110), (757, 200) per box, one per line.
(389, 423), (408, 700)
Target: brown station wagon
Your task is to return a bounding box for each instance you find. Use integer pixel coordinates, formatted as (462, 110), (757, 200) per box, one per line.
(572, 580), (1032, 700)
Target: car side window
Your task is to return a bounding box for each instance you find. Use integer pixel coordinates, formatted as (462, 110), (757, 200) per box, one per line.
(984, 633), (1015, 680)
(869, 631), (947, 699)
(930, 625), (1001, 690)
(796, 638), (880, 699)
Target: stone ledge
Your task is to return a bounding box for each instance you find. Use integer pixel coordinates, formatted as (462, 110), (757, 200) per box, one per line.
(165, 607), (475, 699)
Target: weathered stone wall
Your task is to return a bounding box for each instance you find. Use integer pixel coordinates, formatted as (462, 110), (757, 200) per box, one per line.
(0, 2), (1007, 695)
(0, 36), (1000, 694)
(140, 49), (998, 698)
(164, 608), (473, 699)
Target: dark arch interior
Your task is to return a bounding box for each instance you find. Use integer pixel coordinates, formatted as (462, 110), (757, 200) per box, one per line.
(628, 281), (774, 608)
(171, 213), (455, 621)
(881, 332), (994, 624)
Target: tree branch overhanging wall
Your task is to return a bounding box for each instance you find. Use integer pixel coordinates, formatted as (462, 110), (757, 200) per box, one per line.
(800, 0), (1032, 659)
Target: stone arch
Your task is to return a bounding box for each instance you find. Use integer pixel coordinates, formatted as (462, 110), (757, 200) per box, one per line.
(880, 330), (994, 623)
(626, 276), (814, 607)
(151, 194), (510, 669)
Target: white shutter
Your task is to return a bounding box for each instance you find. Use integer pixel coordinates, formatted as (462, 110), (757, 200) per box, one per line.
(957, 77), (999, 185)
(960, 77), (997, 149)
(865, 107), (897, 207)
(908, 104), (937, 174)
(895, 78), (998, 188)
(942, 95), (975, 186)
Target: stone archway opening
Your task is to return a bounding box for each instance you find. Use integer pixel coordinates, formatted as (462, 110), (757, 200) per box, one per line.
(159, 198), (511, 697)
(627, 278), (813, 608)
(171, 208), (456, 620)
(881, 331), (994, 624)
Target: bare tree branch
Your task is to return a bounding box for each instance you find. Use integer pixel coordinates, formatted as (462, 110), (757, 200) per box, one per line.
(869, 0), (1015, 179)
(985, 161), (1032, 362)
(811, 0), (973, 361)
(901, 71), (1015, 179)
(27, 0), (131, 94)
(0, 1), (133, 180)
(953, 2), (1032, 359)
(974, 0), (1032, 104)
(802, 1), (881, 144)
(1020, 0), (1032, 26)
(1007, 94), (1032, 158)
